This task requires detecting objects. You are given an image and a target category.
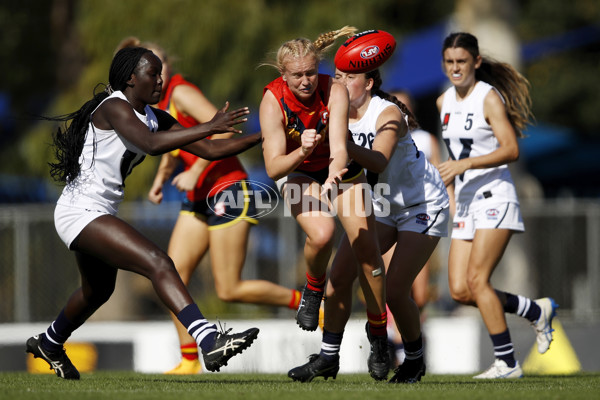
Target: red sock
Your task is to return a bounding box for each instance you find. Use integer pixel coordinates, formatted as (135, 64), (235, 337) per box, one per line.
(288, 289), (302, 309)
(367, 310), (388, 336)
(306, 272), (326, 292)
(181, 342), (199, 361)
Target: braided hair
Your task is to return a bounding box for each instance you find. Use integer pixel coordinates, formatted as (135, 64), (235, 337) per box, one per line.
(442, 32), (534, 137)
(365, 69), (419, 131)
(269, 26), (357, 73)
(49, 47), (152, 183)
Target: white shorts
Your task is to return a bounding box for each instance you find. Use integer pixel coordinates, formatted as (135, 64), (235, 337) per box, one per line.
(54, 204), (108, 249)
(374, 200), (449, 237)
(451, 201), (524, 240)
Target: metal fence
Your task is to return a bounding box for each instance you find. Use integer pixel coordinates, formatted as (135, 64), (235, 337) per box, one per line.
(1, 199), (599, 323)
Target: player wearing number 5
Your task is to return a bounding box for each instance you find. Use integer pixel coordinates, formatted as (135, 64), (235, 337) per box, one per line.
(437, 32), (558, 379)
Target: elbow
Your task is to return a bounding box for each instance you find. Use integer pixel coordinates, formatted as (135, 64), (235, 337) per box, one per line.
(146, 145), (164, 157)
(143, 139), (170, 157)
(508, 147), (520, 163)
(148, 150), (164, 157)
(365, 159), (389, 174)
(264, 163), (285, 181)
(266, 168), (284, 182)
(369, 163), (387, 174)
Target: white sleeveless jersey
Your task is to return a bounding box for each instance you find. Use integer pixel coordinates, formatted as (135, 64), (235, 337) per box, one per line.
(57, 91), (159, 214)
(440, 81), (519, 209)
(410, 129), (433, 161)
(349, 96), (448, 211)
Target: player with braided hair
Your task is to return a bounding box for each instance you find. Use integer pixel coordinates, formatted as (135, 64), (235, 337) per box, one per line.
(437, 32), (557, 379)
(259, 27), (389, 380)
(27, 47), (260, 379)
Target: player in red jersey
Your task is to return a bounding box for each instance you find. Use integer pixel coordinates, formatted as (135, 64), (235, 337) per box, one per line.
(259, 27), (390, 381)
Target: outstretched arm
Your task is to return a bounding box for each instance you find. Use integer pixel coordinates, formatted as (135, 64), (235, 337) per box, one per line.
(182, 131), (262, 161)
(95, 99), (249, 156)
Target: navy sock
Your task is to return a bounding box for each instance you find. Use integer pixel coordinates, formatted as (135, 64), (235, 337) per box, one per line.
(41, 309), (81, 353)
(176, 304), (217, 352)
(490, 329), (516, 368)
(402, 335), (423, 361)
(502, 292), (541, 323)
(319, 330), (343, 360)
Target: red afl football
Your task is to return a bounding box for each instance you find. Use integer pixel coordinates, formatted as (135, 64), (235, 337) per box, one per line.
(334, 30), (396, 73)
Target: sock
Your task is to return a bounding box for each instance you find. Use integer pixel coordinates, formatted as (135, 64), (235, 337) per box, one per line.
(503, 292), (541, 323)
(319, 330), (343, 360)
(288, 289), (302, 310)
(180, 342), (199, 361)
(367, 310), (387, 337)
(41, 309), (82, 353)
(306, 272), (326, 292)
(490, 329), (516, 368)
(176, 304), (217, 352)
(402, 335), (423, 361)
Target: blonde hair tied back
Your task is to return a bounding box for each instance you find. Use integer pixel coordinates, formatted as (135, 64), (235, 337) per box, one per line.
(271, 26), (357, 73)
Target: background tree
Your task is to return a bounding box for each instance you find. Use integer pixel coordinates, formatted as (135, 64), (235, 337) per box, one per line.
(1, 0), (599, 201)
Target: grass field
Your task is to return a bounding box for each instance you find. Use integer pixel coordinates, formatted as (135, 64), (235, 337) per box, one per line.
(1, 372), (598, 400)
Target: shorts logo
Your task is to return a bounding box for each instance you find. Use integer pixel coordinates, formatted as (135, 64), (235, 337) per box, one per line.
(415, 213), (430, 225)
(486, 208), (499, 219)
(206, 180), (280, 220)
(453, 221), (465, 229)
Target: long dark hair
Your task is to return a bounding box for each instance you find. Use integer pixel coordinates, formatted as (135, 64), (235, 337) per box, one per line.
(442, 32), (534, 137)
(365, 69), (419, 131)
(48, 47), (152, 183)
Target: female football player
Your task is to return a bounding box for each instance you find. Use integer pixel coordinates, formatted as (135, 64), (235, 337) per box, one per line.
(437, 32), (557, 379)
(115, 38), (302, 375)
(288, 44), (450, 382)
(26, 46), (259, 379)
(259, 27), (390, 380)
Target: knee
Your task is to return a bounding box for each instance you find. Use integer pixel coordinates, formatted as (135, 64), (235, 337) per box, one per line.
(449, 281), (472, 305)
(350, 234), (380, 267)
(386, 288), (402, 306)
(412, 290), (429, 310)
(329, 265), (356, 294)
(466, 270), (486, 297)
(214, 283), (240, 303)
(147, 251), (177, 279)
(84, 283), (115, 308)
(305, 227), (334, 253)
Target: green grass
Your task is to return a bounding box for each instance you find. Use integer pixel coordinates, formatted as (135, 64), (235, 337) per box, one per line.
(1, 372), (599, 400)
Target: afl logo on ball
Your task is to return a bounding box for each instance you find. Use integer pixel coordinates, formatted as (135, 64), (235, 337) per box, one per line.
(360, 45), (380, 59)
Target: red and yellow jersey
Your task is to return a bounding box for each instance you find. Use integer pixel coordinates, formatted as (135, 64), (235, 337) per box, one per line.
(159, 74), (247, 201)
(264, 74), (331, 172)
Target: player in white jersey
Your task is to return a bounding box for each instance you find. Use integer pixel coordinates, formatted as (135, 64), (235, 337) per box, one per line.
(26, 47), (261, 380)
(288, 64), (449, 383)
(386, 89), (443, 367)
(437, 32), (558, 379)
